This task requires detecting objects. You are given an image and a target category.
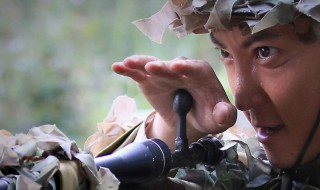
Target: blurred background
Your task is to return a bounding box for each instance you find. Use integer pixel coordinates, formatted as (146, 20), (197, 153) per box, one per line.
(0, 0), (232, 148)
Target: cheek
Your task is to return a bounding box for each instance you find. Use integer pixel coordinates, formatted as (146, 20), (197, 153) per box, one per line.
(260, 65), (320, 132)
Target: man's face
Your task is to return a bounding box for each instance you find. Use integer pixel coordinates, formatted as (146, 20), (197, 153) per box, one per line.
(212, 24), (320, 169)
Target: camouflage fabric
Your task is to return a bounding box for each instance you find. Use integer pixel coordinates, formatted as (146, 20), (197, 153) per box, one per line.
(174, 138), (320, 189)
(84, 95), (144, 157)
(0, 125), (120, 190)
(132, 0), (320, 43)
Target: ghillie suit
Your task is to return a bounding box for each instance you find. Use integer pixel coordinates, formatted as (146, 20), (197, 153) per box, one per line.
(133, 0), (320, 44)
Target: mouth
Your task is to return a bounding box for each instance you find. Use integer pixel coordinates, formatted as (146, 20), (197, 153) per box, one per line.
(255, 124), (285, 144)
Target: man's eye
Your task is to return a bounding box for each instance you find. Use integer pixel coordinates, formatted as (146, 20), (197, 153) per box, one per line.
(220, 50), (231, 58)
(257, 47), (278, 58)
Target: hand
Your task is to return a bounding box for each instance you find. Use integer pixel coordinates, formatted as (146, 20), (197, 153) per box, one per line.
(112, 55), (237, 148)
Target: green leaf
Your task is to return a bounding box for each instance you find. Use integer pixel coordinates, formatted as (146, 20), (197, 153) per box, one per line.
(33, 156), (60, 185)
(204, 0), (238, 30)
(252, 3), (295, 33)
(296, 0), (320, 22)
(215, 0), (239, 29)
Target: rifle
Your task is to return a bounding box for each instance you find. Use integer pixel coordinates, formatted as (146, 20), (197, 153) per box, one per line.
(0, 90), (225, 189)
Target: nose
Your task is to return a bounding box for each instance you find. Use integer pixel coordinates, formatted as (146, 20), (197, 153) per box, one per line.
(233, 65), (268, 111)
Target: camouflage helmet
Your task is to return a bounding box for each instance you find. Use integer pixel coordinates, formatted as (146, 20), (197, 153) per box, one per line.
(133, 0), (320, 43)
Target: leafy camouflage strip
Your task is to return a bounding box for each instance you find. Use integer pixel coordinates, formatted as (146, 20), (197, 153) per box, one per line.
(0, 125), (120, 190)
(84, 95), (144, 157)
(133, 0), (320, 43)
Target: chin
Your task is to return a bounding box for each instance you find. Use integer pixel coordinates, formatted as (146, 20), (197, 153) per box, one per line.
(264, 144), (320, 169)
(264, 148), (296, 170)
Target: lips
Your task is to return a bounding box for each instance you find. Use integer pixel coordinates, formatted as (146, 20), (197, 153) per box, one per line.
(256, 124), (285, 144)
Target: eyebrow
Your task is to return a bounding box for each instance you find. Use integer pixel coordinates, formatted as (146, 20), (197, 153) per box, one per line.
(210, 32), (225, 49)
(210, 30), (281, 49)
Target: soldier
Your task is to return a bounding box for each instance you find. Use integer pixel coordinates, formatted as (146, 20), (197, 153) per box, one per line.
(109, 0), (320, 189)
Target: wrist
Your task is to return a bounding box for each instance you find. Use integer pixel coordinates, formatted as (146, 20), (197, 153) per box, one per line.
(146, 112), (177, 150)
(145, 112), (208, 150)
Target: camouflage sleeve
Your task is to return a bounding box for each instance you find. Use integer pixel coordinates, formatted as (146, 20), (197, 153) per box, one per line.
(85, 97), (155, 157)
(171, 128), (274, 190)
(84, 95), (150, 157)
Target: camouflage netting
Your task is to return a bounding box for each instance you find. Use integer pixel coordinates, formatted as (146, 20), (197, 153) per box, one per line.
(133, 0), (320, 43)
(0, 95), (145, 190)
(0, 125), (120, 190)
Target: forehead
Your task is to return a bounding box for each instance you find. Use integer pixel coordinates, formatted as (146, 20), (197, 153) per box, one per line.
(210, 24), (297, 49)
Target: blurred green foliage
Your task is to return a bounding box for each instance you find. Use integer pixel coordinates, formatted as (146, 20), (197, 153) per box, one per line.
(0, 0), (231, 147)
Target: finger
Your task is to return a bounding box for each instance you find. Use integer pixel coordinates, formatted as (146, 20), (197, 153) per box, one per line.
(170, 60), (227, 96)
(212, 102), (237, 133)
(173, 56), (188, 60)
(145, 61), (183, 79)
(123, 55), (159, 70)
(171, 59), (214, 78)
(112, 62), (148, 82)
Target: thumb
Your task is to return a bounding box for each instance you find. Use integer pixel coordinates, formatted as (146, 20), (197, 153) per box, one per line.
(212, 102), (237, 133)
